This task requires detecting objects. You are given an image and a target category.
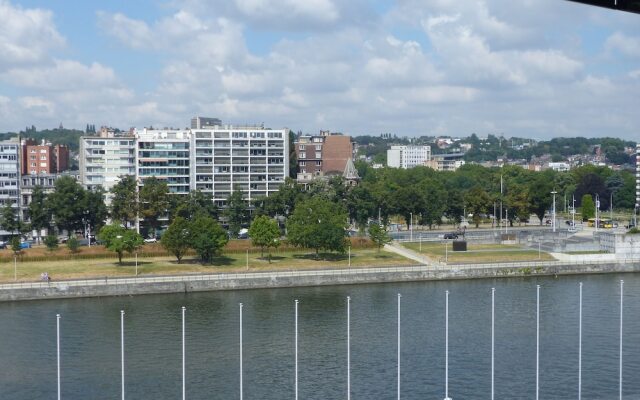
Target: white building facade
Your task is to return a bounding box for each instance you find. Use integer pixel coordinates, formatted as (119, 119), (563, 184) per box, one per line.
(387, 145), (431, 169)
(79, 125), (289, 207)
(79, 136), (136, 197)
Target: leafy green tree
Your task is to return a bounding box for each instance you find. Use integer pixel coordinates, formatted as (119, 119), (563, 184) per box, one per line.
(529, 172), (555, 225)
(225, 189), (248, 238)
(289, 130), (298, 178)
(392, 186), (424, 229)
(581, 194), (595, 221)
(506, 184), (532, 226)
(66, 237), (80, 254)
(286, 197), (348, 257)
(444, 189), (465, 226)
(139, 177), (169, 237)
(464, 186), (491, 228)
(28, 185), (51, 242)
(0, 202), (20, 236)
(82, 187), (108, 234)
(249, 215), (281, 262)
(98, 224), (143, 264)
(10, 236), (21, 256)
(47, 176), (87, 236)
(368, 222), (392, 252)
(419, 180), (447, 229)
(110, 175), (139, 229)
(161, 217), (191, 263)
(44, 235), (59, 251)
(189, 215), (228, 263)
(170, 190), (217, 221)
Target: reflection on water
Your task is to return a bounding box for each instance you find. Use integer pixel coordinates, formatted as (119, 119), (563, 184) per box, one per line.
(0, 274), (639, 399)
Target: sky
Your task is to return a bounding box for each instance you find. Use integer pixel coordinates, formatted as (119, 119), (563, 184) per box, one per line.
(0, 0), (639, 140)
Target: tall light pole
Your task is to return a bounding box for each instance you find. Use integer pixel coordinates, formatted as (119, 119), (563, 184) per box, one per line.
(610, 192), (614, 227)
(595, 194), (600, 233)
(410, 212), (413, 242)
(121, 310), (125, 400)
(551, 190), (558, 233)
(572, 195), (576, 229)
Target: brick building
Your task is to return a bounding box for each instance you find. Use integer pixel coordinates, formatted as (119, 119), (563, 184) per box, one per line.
(21, 139), (70, 175)
(294, 131), (355, 177)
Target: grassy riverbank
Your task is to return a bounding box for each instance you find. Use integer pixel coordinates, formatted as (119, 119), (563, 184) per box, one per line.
(402, 242), (556, 263)
(0, 248), (412, 283)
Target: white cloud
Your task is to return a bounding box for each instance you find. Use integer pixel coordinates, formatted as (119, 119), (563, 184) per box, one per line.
(605, 31), (640, 58)
(2, 59), (118, 91)
(0, 0), (64, 70)
(235, 0), (339, 25)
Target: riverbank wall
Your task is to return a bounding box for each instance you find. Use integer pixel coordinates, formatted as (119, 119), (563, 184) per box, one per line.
(1, 261), (638, 302)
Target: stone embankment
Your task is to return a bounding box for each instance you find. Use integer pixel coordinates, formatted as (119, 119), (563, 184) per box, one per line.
(1, 260), (638, 301)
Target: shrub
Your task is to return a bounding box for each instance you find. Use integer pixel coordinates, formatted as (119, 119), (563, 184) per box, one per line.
(44, 235), (59, 251)
(66, 237), (80, 253)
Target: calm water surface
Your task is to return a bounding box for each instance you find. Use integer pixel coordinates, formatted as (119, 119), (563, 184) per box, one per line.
(1, 274), (639, 399)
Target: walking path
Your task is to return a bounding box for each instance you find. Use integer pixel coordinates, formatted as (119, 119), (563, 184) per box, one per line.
(384, 242), (434, 265)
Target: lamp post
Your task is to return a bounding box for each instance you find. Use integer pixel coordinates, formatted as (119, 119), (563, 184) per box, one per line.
(410, 212), (413, 242)
(595, 194), (600, 233)
(551, 190), (557, 233)
(610, 192), (614, 227)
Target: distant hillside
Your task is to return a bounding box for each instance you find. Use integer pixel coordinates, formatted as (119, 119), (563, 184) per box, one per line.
(0, 126), (85, 152)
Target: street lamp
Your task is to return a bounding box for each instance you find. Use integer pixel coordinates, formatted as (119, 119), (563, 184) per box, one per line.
(551, 190), (557, 233)
(595, 194), (600, 233)
(410, 212), (413, 242)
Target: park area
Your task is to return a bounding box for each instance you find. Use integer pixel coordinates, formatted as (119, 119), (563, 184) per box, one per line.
(0, 240), (413, 283)
(402, 242), (556, 264)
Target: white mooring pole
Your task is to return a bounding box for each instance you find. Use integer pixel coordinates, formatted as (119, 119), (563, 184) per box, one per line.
(397, 293), (401, 400)
(347, 296), (351, 400)
(491, 288), (495, 400)
(578, 283), (582, 400)
(444, 290), (451, 400)
(239, 303), (244, 400)
(536, 285), (540, 400)
(619, 280), (624, 400)
(182, 306), (186, 400)
(295, 299), (299, 400)
(121, 310), (125, 400)
(56, 313), (61, 400)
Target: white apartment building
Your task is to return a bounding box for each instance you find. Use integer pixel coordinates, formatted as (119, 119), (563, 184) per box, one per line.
(0, 140), (20, 237)
(191, 125), (288, 206)
(79, 136), (136, 200)
(387, 145), (431, 169)
(136, 129), (191, 194)
(79, 124), (289, 207)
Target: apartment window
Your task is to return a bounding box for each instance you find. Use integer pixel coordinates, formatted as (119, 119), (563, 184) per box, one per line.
(40, 155), (47, 160)
(40, 149), (47, 154)
(299, 145), (304, 150)
(40, 162), (47, 167)
(315, 145), (322, 151)
(31, 163), (36, 167)
(300, 161), (306, 166)
(300, 152), (306, 158)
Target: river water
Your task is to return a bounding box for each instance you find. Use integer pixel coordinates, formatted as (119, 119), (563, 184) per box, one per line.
(1, 274), (639, 399)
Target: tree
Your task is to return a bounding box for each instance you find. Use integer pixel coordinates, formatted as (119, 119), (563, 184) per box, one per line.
(66, 237), (80, 253)
(47, 176), (86, 236)
(110, 175), (139, 229)
(170, 190), (218, 221)
(368, 222), (392, 252)
(249, 215), (281, 262)
(139, 177), (169, 237)
(581, 194), (595, 221)
(225, 189), (248, 238)
(28, 185), (51, 242)
(286, 197), (348, 257)
(464, 186), (491, 228)
(161, 217), (191, 263)
(98, 224), (144, 264)
(0, 202), (20, 236)
(10, 236), (21, 256)
(189, 215), (228, 263)
(44, 235), (59, 251)
(82, 188), (108, 234)
(529, 172), (555, 225)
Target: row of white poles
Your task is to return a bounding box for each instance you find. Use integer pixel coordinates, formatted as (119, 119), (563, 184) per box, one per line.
(52, 280), (626, 399)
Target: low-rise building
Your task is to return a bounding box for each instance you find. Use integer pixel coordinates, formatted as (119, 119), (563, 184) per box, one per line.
(425, 153), (465, 171)
(294, 131), (355, 178)
(387, 145), (431, 169)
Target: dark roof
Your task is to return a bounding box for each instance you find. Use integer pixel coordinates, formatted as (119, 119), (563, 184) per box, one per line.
(566, 0), (640, 14)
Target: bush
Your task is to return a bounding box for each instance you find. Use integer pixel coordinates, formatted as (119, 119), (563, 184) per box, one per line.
(44, 235), (59, 251)
(9, 236), (21, 256)
(628, 227), (640, 235)
(66, 237), (80, 253)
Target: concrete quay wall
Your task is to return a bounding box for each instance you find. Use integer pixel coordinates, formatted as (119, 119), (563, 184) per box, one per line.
(1, 262), (638, 302)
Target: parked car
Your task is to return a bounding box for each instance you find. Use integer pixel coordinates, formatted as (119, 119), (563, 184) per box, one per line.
(20, 241), (32, 249)
(0, 241), (6, 249)
(443, 233), (458, 240)
(144, 237), (158, 243)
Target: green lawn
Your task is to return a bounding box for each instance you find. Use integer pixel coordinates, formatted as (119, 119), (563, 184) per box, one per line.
(402, 242), (555, 263)
(0, 248), (413, 283)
